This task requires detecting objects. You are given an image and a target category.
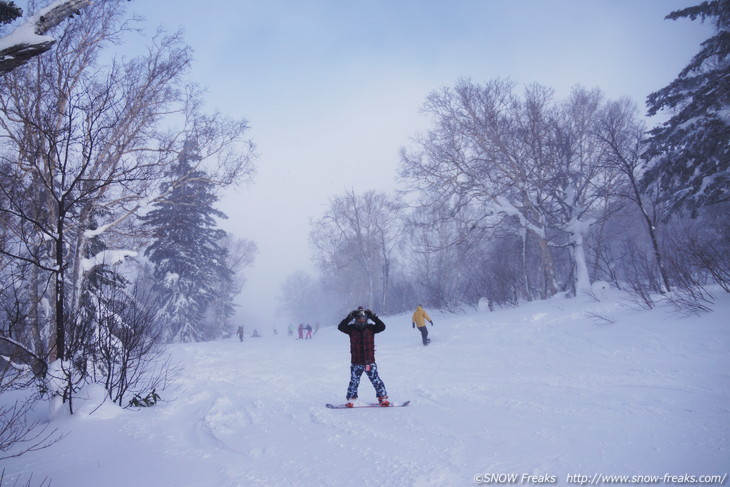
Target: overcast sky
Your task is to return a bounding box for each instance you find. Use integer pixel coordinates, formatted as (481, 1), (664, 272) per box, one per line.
(121, 0), (713, 327)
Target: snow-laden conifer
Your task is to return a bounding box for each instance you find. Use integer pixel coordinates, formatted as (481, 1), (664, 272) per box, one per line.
(143, 140), (234, 343)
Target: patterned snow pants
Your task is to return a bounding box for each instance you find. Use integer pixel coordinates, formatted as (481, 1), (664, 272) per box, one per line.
(346, 363), (387, 400)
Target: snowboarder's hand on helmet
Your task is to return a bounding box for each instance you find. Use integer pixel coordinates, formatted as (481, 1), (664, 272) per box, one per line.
(350, 308), (368, 323)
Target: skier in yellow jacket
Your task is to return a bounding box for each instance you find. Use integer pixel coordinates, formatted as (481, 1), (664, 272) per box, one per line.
(411, 305), (434, 346)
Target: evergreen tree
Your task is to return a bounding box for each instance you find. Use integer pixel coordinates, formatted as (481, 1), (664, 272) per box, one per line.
(143, 141), (234, 342)
(0, 1), (22, 25)
(643, 0), (730, 215)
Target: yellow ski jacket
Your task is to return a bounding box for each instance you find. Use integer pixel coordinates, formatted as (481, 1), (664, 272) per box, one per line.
(412, 306), (432, 328)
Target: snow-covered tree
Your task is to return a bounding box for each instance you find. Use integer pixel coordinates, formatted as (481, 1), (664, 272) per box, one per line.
(546, 86), (627, 294)
(310, 190), (404, 312)
(401, 80), (633, 298)
(403, 203), (492, 309)
(642, 0), (730, 215)
(596, 98), (673, 293)
(400, 80), (562, 299)
(143, 141), (236, 343)
(0, 1), (195, 361)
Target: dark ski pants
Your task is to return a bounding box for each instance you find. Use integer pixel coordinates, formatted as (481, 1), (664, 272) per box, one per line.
(346, 363), (387, 400)
(418, 325), (429, 345)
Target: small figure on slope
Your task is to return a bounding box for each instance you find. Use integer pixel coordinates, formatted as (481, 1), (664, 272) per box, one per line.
(412, 305), (434, 346)
(338, 306), (389, 407)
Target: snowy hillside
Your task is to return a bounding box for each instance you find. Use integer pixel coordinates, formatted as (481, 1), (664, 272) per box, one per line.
(3, 288), (729, 486)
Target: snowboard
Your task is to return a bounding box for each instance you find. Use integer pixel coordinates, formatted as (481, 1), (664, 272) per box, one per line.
(326, 400), (410, 409)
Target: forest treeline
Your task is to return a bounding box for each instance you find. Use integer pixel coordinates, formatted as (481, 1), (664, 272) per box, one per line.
(284, 1), (729, 324)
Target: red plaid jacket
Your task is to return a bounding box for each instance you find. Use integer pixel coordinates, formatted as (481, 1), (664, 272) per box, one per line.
(337, 315), (385, 365)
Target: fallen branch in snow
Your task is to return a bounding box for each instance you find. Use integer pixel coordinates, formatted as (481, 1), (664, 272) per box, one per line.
(585, 311), (616, 326)
(0, 0), (92, 74)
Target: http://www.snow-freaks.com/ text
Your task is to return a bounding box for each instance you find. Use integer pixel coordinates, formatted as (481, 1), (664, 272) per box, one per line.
(473, 473), (728, 485)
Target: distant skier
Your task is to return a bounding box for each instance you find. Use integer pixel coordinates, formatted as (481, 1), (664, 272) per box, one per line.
(305, 324), (313, 339)
(337, 306), (389, 407)
(412, 305), (434, 346)
(236, 325), (244, 342)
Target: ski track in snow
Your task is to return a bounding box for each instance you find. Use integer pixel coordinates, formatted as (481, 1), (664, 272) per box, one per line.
(2, 290), (729, 486)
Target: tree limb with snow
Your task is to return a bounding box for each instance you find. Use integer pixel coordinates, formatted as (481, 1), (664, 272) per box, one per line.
(0, 0), (92, 75)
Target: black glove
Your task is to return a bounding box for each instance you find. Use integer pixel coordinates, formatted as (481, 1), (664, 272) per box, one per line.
(430, 320), (434, 326)
(346, 311), (354, 321)
(365, 309), (374, 318)
(412, 322), (415, 328)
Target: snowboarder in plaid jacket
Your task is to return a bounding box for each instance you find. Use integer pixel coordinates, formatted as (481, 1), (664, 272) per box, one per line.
(337, 306), (389, 407)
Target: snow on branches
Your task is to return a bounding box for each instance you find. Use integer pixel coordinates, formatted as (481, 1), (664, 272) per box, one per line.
(0, 0), (91, 74)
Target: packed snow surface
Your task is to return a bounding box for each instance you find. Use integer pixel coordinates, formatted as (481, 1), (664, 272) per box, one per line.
(2, 289), (729, 486)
